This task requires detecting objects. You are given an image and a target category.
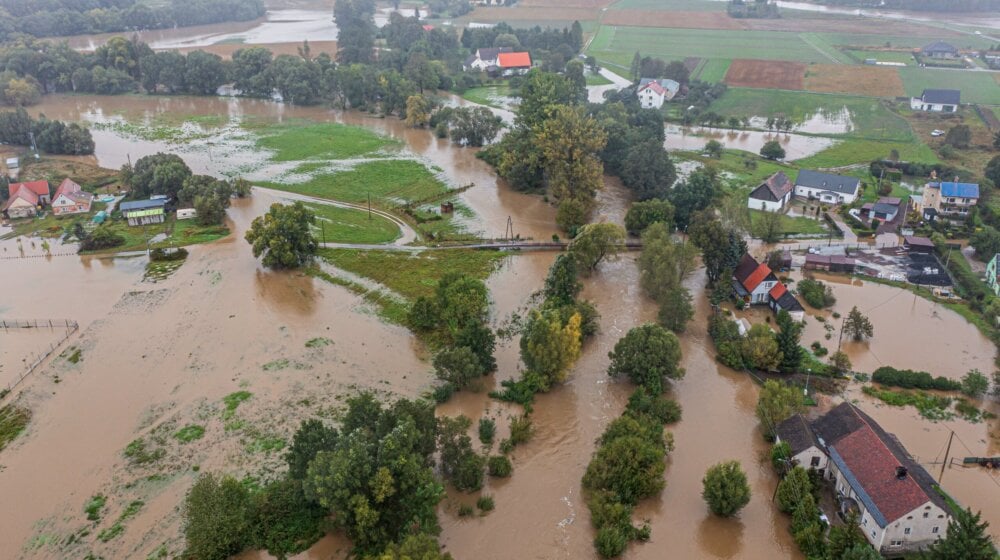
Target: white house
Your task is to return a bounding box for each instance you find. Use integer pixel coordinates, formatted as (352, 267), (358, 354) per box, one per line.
(732, 253), (779, 304)
(636, 78), (679, 109)
(794, 169), (860, 205)
(910, 89), (960, 112)
(774, 414), (829, 473)
(462, 47), (513, 71)
(51, 178), (94, 216)
(747, 171), (794, 212)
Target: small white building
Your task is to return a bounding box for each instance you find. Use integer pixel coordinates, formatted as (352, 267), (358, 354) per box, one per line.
(636, 78), (680, 109)
(462, 47), (513, 71)
(910, 89), (960, 112)
(5, 157), (18, 169)
(177, 208), (197, 220)
(748, 171), (794, 212)
(794, 169), (860, 205)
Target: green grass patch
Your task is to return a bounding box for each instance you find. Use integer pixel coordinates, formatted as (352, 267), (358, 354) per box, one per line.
(222, 391), (252, 420)
(859, 180), (912, 204)
(0, 405), (31, 453)
(610, 0), (722, 9)
(842, 49), (914, 65)
(84, 494), (107, 522)
(304, 203), (401, 244)
(694, 58), (732, 83)
(97, 500), (144, 542)
(795, 138), (938, 168)
(246, 435), (286, 454)
(253, 121), (397, 161)
(62, 346), (83, 364)
(262, 358), (290, 371)
(305, 337), (333, 348)
(461, 85), (515, 109)
(749, 210), (829, 236)
(123, 438), (165, 466)
(862, 385), (954, 421)
(899, 68), (1000, 105)
(585, 72), (612, 86)
(260, 160), (452, 209)
(676, 150), (798, 187)
(1, 210), (95, 240)
(799, 32), (856, 64)
(173, 425), (206, 443)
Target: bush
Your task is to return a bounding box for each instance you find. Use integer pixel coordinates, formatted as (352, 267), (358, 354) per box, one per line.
(478, 417), (496, 446)
(487, 455), (513, 477)
(476, 495), (495, 512)
(797, 278), (836, 309)
(702, 460), (751, 517)
(625, 388), (682, 424)
(457, 504), (475, 517)
(582, 435), (666, 505)
(80, 226), (125, 251)
(594, 525), (629, 558)
(871, 366), (961, 391)
(508, 414), (534, 446)
(150, 247), (189, 262)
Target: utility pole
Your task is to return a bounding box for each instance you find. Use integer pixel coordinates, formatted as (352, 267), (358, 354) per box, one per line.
(939, 430), (954, 484)
(505, 216), (514, 242)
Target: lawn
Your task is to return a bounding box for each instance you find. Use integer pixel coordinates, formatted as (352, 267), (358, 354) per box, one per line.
(585, 72), (612, 86)
(304, 202), (401, 244)
(859, 181), (913, 204)
(259, 160), (452, 209)
(749, 209), (830, 236)
(461, 85), (516, 110)
(899, 68), (1000, 105)
(794, 138), (938, 168)
(842, 49), (914, 65)
(252, 121), (398, 161)
(818, 33), (993, 50)
(1, 210), (93, 240)
(694, 58), (731, 83)
(678, 150), (798, 188)
(707, 88), (913, 141)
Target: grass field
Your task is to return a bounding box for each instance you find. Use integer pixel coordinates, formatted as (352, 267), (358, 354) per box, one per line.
(823, 33), (993, 50)
(304, 203), (401, 245)
(899, 68), (1000, 105)
(586, 72), (613, 86)
(795, 138), (938, 168)
(678, 150), (798, 188)
(749, 209), (829, 236)
(259, 160), (452, 209)
(252, 121), (398, 161)
(609, 0), (721, 10)
(803, 64), (905, 98)
(461, 85), (516, 109)
(694, 58), (731, 83)
(842, 49), (914, 65)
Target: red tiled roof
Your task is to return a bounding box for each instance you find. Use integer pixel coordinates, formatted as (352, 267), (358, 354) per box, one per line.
(833, 426), (933, 524)
(742, 263), (773, 292)
(2, 186), (39, 211)
(769, 282), (788, 299)
(498, 52), (531, 68)
(9, 180), (49, 199)
(54, 178), (82, 198)
(640, 82), (666, 95)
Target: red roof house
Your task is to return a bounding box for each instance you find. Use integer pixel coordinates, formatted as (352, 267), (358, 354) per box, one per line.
(51, 178), (94, 216)
(8, 180), (50, 203)
(2, 185), (40, 218)
(498, 52), (532, 69)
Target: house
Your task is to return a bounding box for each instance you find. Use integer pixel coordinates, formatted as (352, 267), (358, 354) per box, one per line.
(51, 178), (94, 215)
(904, 236), (935, 254)
(921, 40), (958, 59)
(462, 47), (513, 71)
(636, 78), (680, 109)
(747, 171), (794, 212)
(794, 170), (860, 205)
(804, 254), (856, 273)
(120, 199), (166, 226)
(2, 183), (40, 219)
(768, 282), (805, 321)
(732, 253), (804, 320)
(910, 89), (960, 112)
(7, 180), (50, 204)
(861, 197), (901, 223)
(921, 180), (978, 219)
(497, 52), (532, 75)
(774, 414), (828, 473)
(987, 254), (1000, 297)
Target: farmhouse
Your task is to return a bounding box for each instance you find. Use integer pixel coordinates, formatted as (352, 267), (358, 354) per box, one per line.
(921, 180), (978, 220)
(747, 171), (793, 211)
(988, 254), (1000, 297)
(921, 40), (958, 59)
(120, 199), (166, 226)
(462, 47), (513, 71)
(497, 52), (532, 75)
(636, 78), (680, 109)
(790, 403), (953, 555)
(51, 178), (94, 215)
(3, 182), (46, 219)
(733, 253), (804, 320)
(910, 89), (960, 112)
(794, 170), (860, 205)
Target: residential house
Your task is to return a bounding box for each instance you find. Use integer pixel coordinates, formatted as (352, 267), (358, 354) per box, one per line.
(803, 254), (856, 273)
(768, 282), (806, 321)
(778, 403), (952, 555)
(774, 414), (828, 474)
(987, 253), (1000, 297)
(8, 180), (50, 204)
(921, 40), (958, 59)
(51, 178), (94, 215)
(903, 235), (935, 254)
(910, 89), (960, 112)
(3, 183), (41, 219)
(794, 170), (860, 205)
(747, 171), (794, 212)
(120, 199), (166, 226)
(732, 253), (804, 320)
(462, 47), (513, 71)
(636, 78), (680, 109)
(921, 180), (978, 220)
(497, 52), (532, 75)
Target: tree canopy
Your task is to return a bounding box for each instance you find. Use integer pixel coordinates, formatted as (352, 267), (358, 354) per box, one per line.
(702, 461), (751, 517)
(607, 324), (684, 394)
(244, 202), (318, 269)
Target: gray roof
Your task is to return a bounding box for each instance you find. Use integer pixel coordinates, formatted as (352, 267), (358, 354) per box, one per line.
(922, 40), (958, 54)
(873, 202), (898, 215)
(921, 89), (961, 105)
(638, 78), (680, 94)
(795, 169), (860, 195)
(776, 414), (819, 456)
(749, 171), (793, 202)
(120, 199), (166, 212)
(475, 47), (512, 61)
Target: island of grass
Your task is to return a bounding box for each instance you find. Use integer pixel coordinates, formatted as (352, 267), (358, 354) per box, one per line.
(250, 120), (400, 161)
(461, 85), (516, 110)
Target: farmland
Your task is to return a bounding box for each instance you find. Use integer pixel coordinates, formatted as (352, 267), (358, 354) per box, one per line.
(842, 49), (915, 65)
(803, 64), (905, 98)
(724, 59), (805, 90)
(899, 68), (1000, 105)
(694, 58), (732, 83)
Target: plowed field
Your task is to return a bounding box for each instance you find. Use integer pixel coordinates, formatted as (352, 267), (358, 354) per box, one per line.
(724, 59), (805, 90)
(804, 64), (905, 97)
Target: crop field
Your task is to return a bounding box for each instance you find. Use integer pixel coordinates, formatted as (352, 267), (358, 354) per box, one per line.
(841, 49), (914, 65)
(694, 58), (731, 83)
(821, 32), (993, 50)
(724, 59), (805, 90)
(803, 65), (905, 98)
(608, 0), (722, 10)
(900, 68), (1000, 105)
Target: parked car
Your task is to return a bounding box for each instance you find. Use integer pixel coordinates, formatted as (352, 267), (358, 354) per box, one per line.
(931, 129), (945, 137)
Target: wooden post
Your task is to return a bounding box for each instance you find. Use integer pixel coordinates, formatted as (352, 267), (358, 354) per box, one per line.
(939, 430), (954, 484)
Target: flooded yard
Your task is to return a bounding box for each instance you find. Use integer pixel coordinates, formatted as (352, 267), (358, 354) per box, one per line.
(664, 125), (837, 161)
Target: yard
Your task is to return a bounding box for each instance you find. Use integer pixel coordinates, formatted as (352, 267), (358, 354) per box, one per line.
(794, 138), (938, 168)
(899, 68), (1000, 105)
(749, 208), (830, 236)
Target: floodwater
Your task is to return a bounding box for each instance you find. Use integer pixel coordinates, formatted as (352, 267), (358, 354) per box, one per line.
(664, 125), (836, 161)
(703, 0), (1000, 30)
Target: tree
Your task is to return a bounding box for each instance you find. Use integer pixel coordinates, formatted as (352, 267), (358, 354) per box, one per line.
(126, 152), (192, 200)
(621, 139), (676, 200)
(775, 466), (812, 514)
(179, 174), (233, 226)
(624, 199), (674, 235)
(797, 277), (836, 309)
(184, 50), (226, 95)
(249, 478), (326, 558)
(760, 139), (785, 160)
(843, 306), (874, 341)
(992, 370), (1000, 398)
(437, 415), (485, 491)
(756, 380), (803, 440)
(534, 105), (608, 208)
(556, 197), (588, 233)
(285, 419), (339, 480)
(183, 473), (252, 560)
(668, 170), (721, 230)
(827, 512), (869, 560)
(840, 543), (881, 560)
(639, 222), (697, 301)
(970, 225), (1000, 258)
(663, 60), (690, 85)
(960, 369), (989, 397)
(702, 461), (751, 517)
(994, 131), (1000, 150)
(923, 508), (995, 560)
(433, 346), (484, 389)
(776, 310), (803, 373)
(232, 177), (252, 198)
(334, 0), (376, 63)
(231, 47), (274, 97)
(657, 286), (694, 334)
(245, 202), (318, 269)
(368, 534), (453, 560)
(741, 324), (782, 371)
(944, 124), (972, 149)
(454, 322), (497, 373)
(985, 155), (1000, 188)
(449, 106), (502, 147)
(435, 273), (489, 335)
(607, 324), (684, 394)
(830, 350), (852, 375)
(543, 253), (582, 307)
(582, 435), (666, 505)
(520, 308), (582, 390)
(568, 223), (625, 273)
(688, 211), (746, 285)
(404, 94), (432, 128)
(753, 209), (783, 243)
(704, 139), (723, 158)
(630, 51), (642, 81)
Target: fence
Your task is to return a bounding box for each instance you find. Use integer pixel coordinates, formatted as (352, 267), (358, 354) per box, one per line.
(1, 319), (79, 397)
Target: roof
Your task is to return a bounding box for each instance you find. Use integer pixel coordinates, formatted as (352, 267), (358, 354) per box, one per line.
(940, 181), (979, 199)
(873, 202), (899, 215)
(776, 414), (819, 456)
(795, 170), (860, 196)
(498, 52), (531, 68)
(475, 47), (512, 61)
(9, 181), (49, 199)
(734, 253), (760, 284)
(878, 196), (901, 205)
(742, 263), (774, 292)
(2, 186), (38, 211)
(639, 82), (667, 96)
(922, 40), (958, 54)
(56, 190), (94, 205)
(769, 282), (787, 300)
(776, 291), (804, 312)
(920, 89), (961, 105)
(750, 172), (793, 202)
(904, 235), (934, 248)
(120, 199), (166, 213)
(54, 178), (83, 199)
(638, 78), (680, 94)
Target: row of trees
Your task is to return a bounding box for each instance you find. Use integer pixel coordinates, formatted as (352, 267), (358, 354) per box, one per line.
(0, 107), (94, 154)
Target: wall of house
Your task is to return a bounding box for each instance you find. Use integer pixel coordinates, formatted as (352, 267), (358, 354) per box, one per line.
(751, 281), (777, 303)
(881, 502), (949, 553)
(6, 201), (36, 218)
(829, 464), (887, 549)
(792, 446), (828, 472)
(638, 90), (664, 109)
(796, 186), (856, 205)
(748, 195), (785, 212)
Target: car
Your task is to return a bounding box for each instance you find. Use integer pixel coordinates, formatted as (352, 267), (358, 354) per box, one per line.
(931, 129), (945, 137)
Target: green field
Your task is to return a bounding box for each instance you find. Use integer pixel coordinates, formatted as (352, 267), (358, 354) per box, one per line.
(707, 88), (913, 141)
(842, 49), (914, 65)
(252, 121), (398, 161)
(304, 203), (401, 244)
(749, 209), (829, 236)
(899, 68), (1000, 105)
(586, 72), (613, 86)
(694, 58), (731, 83)
(461, 85), (516, 110)
(676, 150), (798, 188)
(798, 33), (855, 64)
(795, 138), (938, 168)
(820, 33), (991, 49)
(260, 160), (452, 209)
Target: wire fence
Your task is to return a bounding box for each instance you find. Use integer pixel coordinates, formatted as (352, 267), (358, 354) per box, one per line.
(1, 319), (79, 397)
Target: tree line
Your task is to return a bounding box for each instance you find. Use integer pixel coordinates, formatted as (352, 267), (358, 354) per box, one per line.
(812, 0), (1000, 10)
(0, 0), (265, 40)
(0, 107), (94, 154)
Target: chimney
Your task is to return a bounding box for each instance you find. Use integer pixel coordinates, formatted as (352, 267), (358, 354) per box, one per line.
(896, 466), (908, 479)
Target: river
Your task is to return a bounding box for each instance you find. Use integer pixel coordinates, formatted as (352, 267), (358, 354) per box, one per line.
(2, 93), (998, 559)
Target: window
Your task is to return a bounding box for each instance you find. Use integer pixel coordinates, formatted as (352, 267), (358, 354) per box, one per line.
(891, 540), (903, 547)
(862, 517), (868, 526)
(904, 528), (911, 535)
(871, 530), (877, 539)
(923, 512), (929, 518)
(932, 526), (939, 534)
(811, 456), (821, 467)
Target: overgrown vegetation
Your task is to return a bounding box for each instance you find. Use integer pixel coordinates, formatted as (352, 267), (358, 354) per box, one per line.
(871, 366), (961, 391)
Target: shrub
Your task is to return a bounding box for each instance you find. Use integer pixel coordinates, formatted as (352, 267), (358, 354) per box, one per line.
(508, 414), (534, 446)
(150, 247), (189, 262)
(797, 278), (835, 309)
(625, 388), (682, 424)
(594, 525), (629, 558)
(478, 417), (496, 446)
(960, 369), (989, 397)
(582, 435), (666, 505)
(702, 460), (751, 517)
(871, 366), (961, 391)
(770, 441), (791, 471)
(457, 504), (475, 517)
(476, 495), (495, 512)
(174, 425), (206, 443)
(487, 455), (513, 477)
(84, 494), (107, 521)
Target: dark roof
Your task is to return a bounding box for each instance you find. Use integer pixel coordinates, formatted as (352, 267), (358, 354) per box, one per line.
(811, 402), (865, 446)
(776, 414), (819, 456)
(120, 199), (166, 212)
(475, 47), (512, 61)
(921, 89), (961, 105)
(733, 253), (759, 284)
(873, 202), (899, 215)
(775, 291), (804, 312)
(749, 171), (793, 202)
(795, 170), (860, 195)
(922, 40), (958, 54)
(904, 235), (934, 248)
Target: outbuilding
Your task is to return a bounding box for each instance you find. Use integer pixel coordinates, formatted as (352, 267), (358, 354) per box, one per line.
(903, 235), (934, 254)
(120, 199), (166, 226)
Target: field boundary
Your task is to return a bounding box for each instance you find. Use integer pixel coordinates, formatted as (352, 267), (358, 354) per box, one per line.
(1, 319), (79, 397)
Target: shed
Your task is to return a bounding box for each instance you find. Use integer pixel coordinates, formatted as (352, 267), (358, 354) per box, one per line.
(120, 199), (166, 226)
(904, 235), (934, 253)
(5, 157), (18, 169)
(177, 208), (197, 220)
